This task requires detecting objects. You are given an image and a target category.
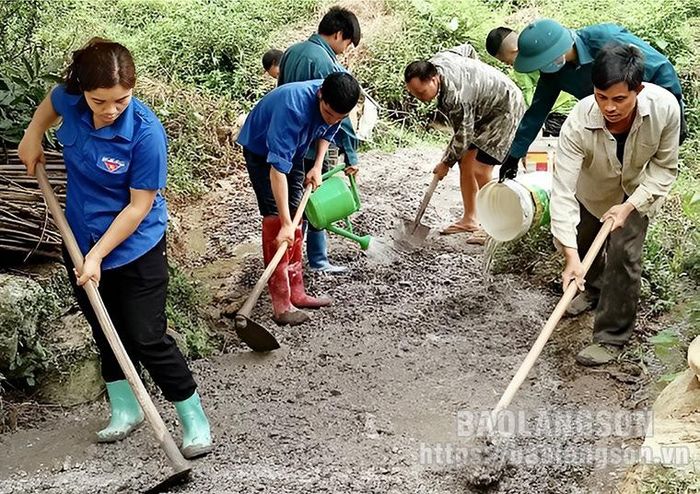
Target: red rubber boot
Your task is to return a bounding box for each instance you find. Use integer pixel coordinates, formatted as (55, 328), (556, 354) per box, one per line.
(262, 216), (310, 326)
(289, 225), (333, 309)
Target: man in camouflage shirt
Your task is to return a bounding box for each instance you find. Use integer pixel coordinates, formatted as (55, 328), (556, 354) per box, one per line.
(405, 43), (525, 239)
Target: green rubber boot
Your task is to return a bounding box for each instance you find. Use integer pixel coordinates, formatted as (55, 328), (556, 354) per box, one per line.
(174, 391), (212, 459)
(97, 380), (145, 443)
(576, 343), (621, 367)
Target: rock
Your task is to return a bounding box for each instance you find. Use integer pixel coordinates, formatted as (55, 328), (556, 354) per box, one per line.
(687, 336), (700, 382)
(618, 369), (700, 492)
(37, 313), (102, 405)
(0, 263), (102, 404)
(37, 355), (103, 406)
(0, 274), (44, 368)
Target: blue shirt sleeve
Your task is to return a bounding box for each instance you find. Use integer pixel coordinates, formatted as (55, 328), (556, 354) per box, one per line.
(509, 77), (560, 158)
(50, 84), (80, 117)
(323, 122), (340, 142)
(266, 106), (305, 174)
(129, 127), (168, 190)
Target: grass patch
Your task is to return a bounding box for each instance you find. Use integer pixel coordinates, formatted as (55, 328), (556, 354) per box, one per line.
(638, 466), (700, 493)
(136, 77), (242, 197)
(165, 264), (213, 359)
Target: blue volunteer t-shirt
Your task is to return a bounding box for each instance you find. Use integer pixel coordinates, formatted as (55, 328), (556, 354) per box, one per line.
(50, 84), (168, 270)
(236, 80), (340, 173)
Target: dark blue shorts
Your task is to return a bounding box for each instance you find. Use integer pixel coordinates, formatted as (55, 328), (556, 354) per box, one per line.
(244, 148), (305, 217)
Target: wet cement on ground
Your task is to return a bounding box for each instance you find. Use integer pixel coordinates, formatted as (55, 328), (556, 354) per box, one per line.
(0, 147), (646, 493)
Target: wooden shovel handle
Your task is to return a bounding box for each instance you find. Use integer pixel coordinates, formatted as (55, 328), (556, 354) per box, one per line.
(35, 163), (190, 474)
(493, 218), (614, 415)
(411, 174), (440, 232)
(237, 184), (313, 318)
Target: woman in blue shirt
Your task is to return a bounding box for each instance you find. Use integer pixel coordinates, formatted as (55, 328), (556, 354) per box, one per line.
(18, 38), (211, 459)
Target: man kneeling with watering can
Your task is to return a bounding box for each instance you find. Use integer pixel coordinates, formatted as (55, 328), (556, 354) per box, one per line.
(236, 72), (361, 326)
(551, 44), (680, 366)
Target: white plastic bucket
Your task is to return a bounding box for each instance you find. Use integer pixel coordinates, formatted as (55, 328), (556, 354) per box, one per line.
(476, 172), (552, 242)
(356, 98), (378, 141)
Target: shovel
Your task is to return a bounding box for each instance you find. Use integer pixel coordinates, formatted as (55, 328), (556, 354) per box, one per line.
(492, 218), (613, 415)
(234, 184), (313, 352)
(400, 174), (440, 243)
(35, 163), (192, 493)
(464, 218), (614, 487)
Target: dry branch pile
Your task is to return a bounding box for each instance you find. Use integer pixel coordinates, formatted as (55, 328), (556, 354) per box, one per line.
(0, 150), (65, 261)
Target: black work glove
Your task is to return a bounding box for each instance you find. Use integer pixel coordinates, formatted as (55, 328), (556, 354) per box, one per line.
(498, 154), (519, 182)
(679, 110), (688, 145)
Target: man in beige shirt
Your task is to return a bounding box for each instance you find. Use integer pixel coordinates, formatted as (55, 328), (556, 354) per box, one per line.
(551, 44), (680, 366)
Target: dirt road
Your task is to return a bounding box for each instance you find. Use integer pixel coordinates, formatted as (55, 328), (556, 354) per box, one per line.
(0, 147), (646, 493)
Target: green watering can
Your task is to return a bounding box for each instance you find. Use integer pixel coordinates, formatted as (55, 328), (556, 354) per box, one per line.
(306, 164), (372, 250)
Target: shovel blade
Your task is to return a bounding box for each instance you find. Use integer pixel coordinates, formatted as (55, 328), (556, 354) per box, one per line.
(234, 314), (281, 352)
(143, 467), (191, 494)
(401, 218), (431, 241)
(392, 219), (431, 252)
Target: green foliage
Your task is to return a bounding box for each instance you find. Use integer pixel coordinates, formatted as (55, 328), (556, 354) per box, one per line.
(523, 0), (698, 64)
(41, 0), (318, 100)
(649, 329), (681, 359)
(648, 328), (686, 382)
(165, 264), (213, 359)
(8, 340), (49, 387)
(640, 145), (700, 311)
(0, 2), (61, 147)
(353, 0), (504, 116)
(360, 117), (445, 152)
(639, 466), (700, 493)
(0, 51), (61, 147)
(0, 0), (47, 66)
(136, 78), (241, 196)
(642, 193), (699, 313)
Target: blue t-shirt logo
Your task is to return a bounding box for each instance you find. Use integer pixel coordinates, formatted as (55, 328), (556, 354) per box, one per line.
(100, 156), (129, 173)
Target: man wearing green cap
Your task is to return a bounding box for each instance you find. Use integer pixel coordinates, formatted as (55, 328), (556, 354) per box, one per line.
(486, 26), (577, 136)
(498, 18), (685, 181)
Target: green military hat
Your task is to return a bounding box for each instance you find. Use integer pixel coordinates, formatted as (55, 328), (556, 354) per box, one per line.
(514, 18), (574, 73)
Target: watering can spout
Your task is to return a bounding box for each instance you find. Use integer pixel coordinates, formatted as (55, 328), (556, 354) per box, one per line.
(326, 223), (372, 250)
(358, 235), (372, 251)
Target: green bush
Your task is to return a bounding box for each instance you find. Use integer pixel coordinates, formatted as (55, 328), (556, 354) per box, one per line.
(136, 77), (241, 196)
(0, 2), (61, 147)
(524, 0), (698, 63)
(0, 51), (61, 147)
(165, 263), (213, 359)
(353, 0), (504, 114)
(0, 0), (47, 66)
(40, 0), (319, 101)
